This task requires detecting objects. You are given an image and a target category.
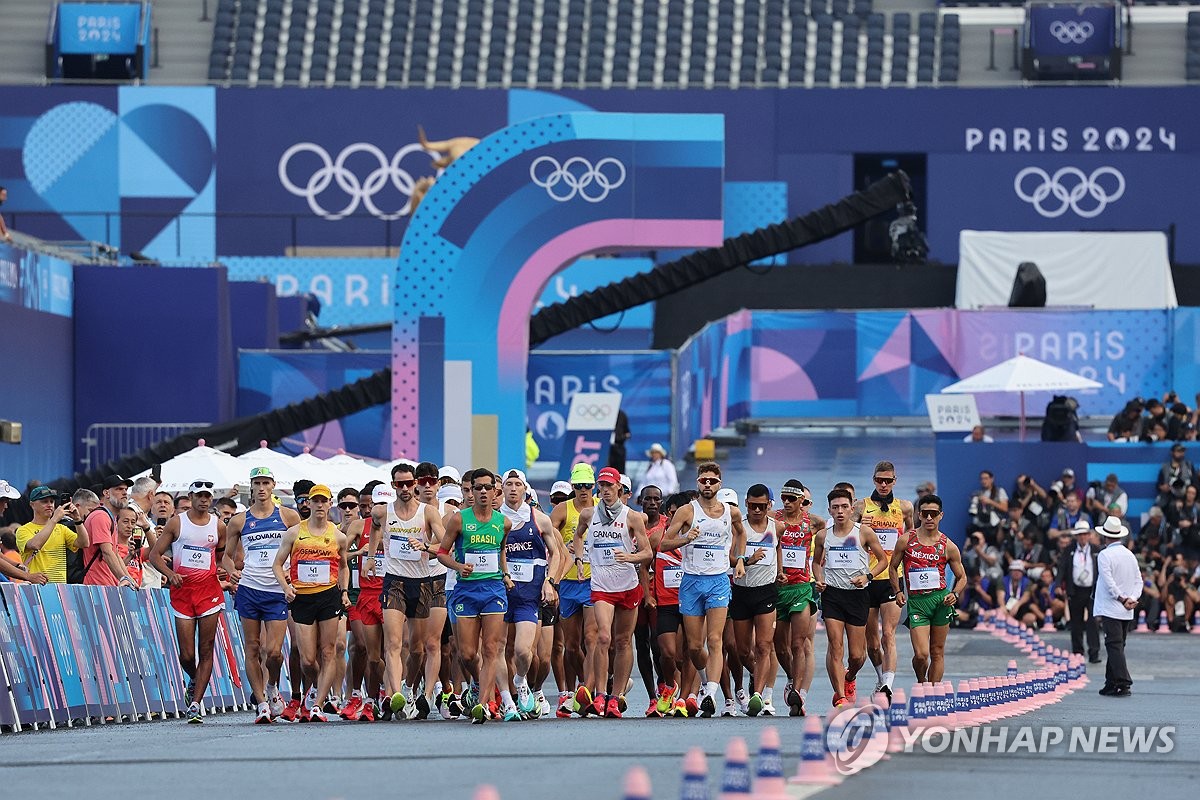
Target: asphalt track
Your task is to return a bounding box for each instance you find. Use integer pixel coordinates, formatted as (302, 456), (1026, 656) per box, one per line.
(3, 627), (1194, 800)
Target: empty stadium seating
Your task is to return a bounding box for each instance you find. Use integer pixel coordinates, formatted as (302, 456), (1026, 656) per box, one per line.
(1189, 11), (1200, 81)
(207, 0), (961, 88)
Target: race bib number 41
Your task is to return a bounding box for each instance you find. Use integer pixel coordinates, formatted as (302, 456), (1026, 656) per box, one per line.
(297, 559), (330, 584)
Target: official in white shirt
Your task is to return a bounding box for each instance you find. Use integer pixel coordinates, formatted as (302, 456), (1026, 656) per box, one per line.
(1092, 517), (1142, 698)
(636, 443), (679, 499)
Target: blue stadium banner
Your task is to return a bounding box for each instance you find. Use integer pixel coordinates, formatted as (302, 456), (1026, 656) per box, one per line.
(1029, 5), (1115, 57)
(59, 3), (142, 55)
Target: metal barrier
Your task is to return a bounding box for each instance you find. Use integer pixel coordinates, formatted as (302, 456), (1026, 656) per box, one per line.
(81, 423), (210, 471)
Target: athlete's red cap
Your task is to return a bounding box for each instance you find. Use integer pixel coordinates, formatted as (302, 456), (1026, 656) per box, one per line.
(597, 466), (621, 485)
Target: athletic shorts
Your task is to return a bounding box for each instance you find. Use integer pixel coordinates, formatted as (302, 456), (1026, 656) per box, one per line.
(452, 579), (508, 618)
(558, 578), (593, 619)
(382, 574), (446, 620)
(679, 572), (732, 617)
(907, 588), (954, 628)
(820, 585), (870, 628)
(505, 592), (541, 624)
(776, 581), (817, 620)
(350, 584), (383, 626)
(171, 577), (226, 620)
(656, 604), (682, 635)
(591, 585), (644, 610)
(539, 600), (560, 627)
(729, 582), (778, 621)
(234, 585), (288, 622)
(290, 585), (345, 625)
(868, 580), (898, 609)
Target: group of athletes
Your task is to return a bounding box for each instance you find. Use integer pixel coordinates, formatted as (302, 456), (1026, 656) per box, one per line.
(149, 458), (967, 725)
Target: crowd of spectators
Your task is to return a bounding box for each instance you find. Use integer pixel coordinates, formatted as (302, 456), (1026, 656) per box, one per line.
(1106, 392), (1199, 443)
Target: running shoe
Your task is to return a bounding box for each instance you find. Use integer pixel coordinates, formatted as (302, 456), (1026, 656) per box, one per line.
(685, 695), (700, 717)
(844, 679), (857, 703)
(573, 685), (593, 715)
(700, 693), (717, 718)
(656, 682), (676, 716)
(517, 684), (536, 715)
(323, 697), (340, 715)
(502, 706), (521, 722)
(590, 693), (606, 717)
(403, 696), (419, 720)
(747, 692), (764, 717)
(760, 700), (777, 716)
(487, 700), (501, 720)
(254, 702), (272, 724)
(463, 682), (479, 708)
(879, 683), (893, 704)
(269, 692), (285, 719)
(415, 694), (431, 720)
(736, 688), (750, 716)
(390, 691), (407, 716)
(536, 690), (552, 719)
(185, 679), (196, 704)
(673, 698), (689, 718)
(298, 703), (312, 723)
(645, 700), (660, 718)
(616, 694), (628, 714)
(832, 693), (849, 708)
(341, 694), (363, 721)
(447, 696), (465, 719)
(470, 703), (487, 724)
(606, 696), (623, 719)
(186, 702), (202, 724)
(556, 693), (574, 719)
(437, 691), (453, 717)
(786, 686), (804, 717)
(379, 696), (394, 721)
(309, 706), (329, 722)
(359, 700), (376, 722)
(280, 698), (303, 723)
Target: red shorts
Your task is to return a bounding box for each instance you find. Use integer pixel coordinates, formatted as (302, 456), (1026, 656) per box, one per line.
(170, 577), (226, 620)
(591, 585), (644, 610)
(351, 586), (383, 626)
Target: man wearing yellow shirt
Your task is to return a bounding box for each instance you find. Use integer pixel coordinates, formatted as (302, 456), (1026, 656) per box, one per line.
(17, 485), (87, 583)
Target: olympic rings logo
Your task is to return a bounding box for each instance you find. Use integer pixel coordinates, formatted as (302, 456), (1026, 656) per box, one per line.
(573, 404), (612, 420)
(1013, 166), (1125, 219)
(530, 156), (627, 203)
(277, 142), (436, 220)
(1049, 20), (1094, 44)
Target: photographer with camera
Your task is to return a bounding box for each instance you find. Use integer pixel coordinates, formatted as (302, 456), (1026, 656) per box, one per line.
(962, 529), (1003, 583)
(1086, 473), (1128, 526)
(16, 485), (88, 584)
(967, 470), (1007, 546)
(1156, 444), (1195, 506)
(1159, 554), (1199, 632)
(1011, 473), (1051, 539)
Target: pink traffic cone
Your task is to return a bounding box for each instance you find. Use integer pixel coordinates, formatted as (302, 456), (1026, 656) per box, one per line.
(955, 680), (972, 727)
(1156, 610), (1170, 633)
(753, 726), (792, 799)
(473, 786), (501, 800)
(869, 692), (892, 761)
(789, 715), (841, 786)
(719, 738), (752, 800)
(625, 766), (653, 800)
(886, 687), (908, 754)
(680, 747), (708, 800)
(907, 683), (927, 734)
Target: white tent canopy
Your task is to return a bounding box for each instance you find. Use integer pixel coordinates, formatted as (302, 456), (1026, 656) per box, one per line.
(156, 444), (247, 493)
(235, 445), (309, 489)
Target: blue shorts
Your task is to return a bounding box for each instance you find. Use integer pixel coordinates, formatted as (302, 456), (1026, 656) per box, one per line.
(505, 592), (541, 624)
(679, 573), (732, 617)
(451, 579), (508, 618)
(234, 585), (289, 622)
(558, 578), (593, 619)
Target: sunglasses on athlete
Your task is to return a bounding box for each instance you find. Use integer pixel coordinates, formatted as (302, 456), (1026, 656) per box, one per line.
(919, 509), (942, 519)
(746, 502), (770, 512)
(416, 477), (438, 487)
(874, 476), (896, 485)
(698, 477), (720, 486)
(572, 483), (594, 490)
(338, 502), (358, 511)
(393, 479), (417, 488)
(473, 483), (495, 492)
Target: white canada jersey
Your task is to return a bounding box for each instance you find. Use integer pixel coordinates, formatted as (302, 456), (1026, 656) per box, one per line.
(588, 505), (639, 593)
(683, 500), (733, 576)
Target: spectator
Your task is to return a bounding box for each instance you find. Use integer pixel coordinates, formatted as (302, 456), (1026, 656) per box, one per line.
(215, 497), (238, 524)
(1142, 399), (1170, 440)
(1136, 566), (1162, 631)
(1048, 491), (1090, 538)
(607, 409), (630, 474)
(0, 185), (12, 244)
(1167, 401), (1194, 441)
(636, 442), (679, 498)
(174, 494), (192, 515)
(62, 488), (100, 582)
(82, 475), (139, 589)
(1159, 555), (1198, 631)
(1013, 528), (1050, 570)
(1058, 468), (1083, 502)
(1011, 473), (1050, 536)
(16, 485), (87, 583)
(1140, 505), (1171, 549)
(955, 567), (996, 627)
(0, 479), (20, 527)
(1, 530), (24, 580)
(1058, 521), (1101, 663)
(914, 480), (936, 507)
(1034, 568), (1067, 627)
(998, 560), (1034, 625)
(967, 470), (1008, 544)
(1086, 473), (1127, 525)
(962, 530), (1003, 583)
(115, 506), (146, 588)
(1107, 400), (1144, 442)
(963, 425), (994, 443)
(1167, 484), (1200, 556)
(151, 490), (175, 525)
(1157, 443), (1195, 505)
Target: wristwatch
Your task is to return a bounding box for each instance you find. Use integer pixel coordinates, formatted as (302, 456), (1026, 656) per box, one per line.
(548, 578), (559, 588)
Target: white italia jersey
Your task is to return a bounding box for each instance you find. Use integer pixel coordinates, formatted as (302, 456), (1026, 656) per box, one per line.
(683, 500), (733, 576)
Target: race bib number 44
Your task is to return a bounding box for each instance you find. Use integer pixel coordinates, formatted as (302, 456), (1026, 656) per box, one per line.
(827, 548), (857, 569)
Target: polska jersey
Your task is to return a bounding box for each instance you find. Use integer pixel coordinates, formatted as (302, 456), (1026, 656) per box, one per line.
(173, 512), (219, 585)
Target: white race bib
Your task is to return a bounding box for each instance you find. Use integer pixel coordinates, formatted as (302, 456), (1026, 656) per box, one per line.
(591, 543), (618, 567)
(875, 529), (899, 552)
(247, 543), (276, 565)
(509, 560), (535, 583)
(466, 551), (499, 573)
(390, 534), (423, 561)
(745, 539), (775, 567)
(297, 559), (330, 584)
(908, 567), (939, 591)
(662, 568), (683, 589)
(689, 544), (723, 571)
(782, 545), (807, 570)
(371, 554), (384, 574)
(182, 544), (212, 570)
(827, 547), (857, 569)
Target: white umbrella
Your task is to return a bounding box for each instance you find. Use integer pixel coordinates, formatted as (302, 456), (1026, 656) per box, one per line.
(941, 354), (1102, 439)
(157, 442), (246, 493)
(323, 453), (383, 489)
(235, 443), (307, 489)
(292, 451), (336, 486)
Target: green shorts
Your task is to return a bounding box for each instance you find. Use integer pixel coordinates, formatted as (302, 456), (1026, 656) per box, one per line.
(776, 581), (817, 620)
(907, 588), (954, 628)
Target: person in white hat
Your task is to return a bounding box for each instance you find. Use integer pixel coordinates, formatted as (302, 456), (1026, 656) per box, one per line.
(1092, 516), (1140, 697)
(636, 443), (678, 499)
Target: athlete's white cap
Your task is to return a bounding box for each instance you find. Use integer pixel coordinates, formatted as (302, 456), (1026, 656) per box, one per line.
(619, 474), (632, 492)
(526, 488), (540, 507)
(438, 466), (462, 484)
(503, 468), (528, 485)
(437, 484), (463, 504)
(372, 485), (396, 504)
(717, 487), (739, 506)
(550, 480), (573, 498)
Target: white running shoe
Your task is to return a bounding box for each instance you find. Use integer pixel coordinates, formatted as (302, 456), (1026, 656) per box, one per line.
(736, 688), (749, 716)
(535, 690), (551, 719)
(761, 700), (777, 716)
(722, 699), (737, 717)
(268, 691), (285, 719)
(402, 697), (419, 720)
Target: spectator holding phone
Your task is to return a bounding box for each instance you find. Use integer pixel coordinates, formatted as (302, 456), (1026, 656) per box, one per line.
(16, 485), (84, 584)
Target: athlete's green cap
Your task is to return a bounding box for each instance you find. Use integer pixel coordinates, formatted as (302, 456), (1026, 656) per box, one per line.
(569, 463), (595, 484)
(249, 466), (274, 480)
